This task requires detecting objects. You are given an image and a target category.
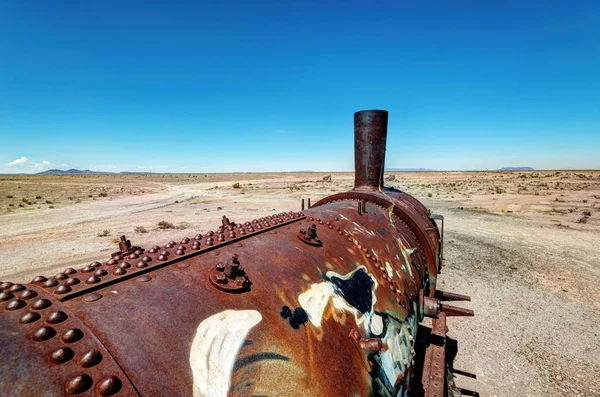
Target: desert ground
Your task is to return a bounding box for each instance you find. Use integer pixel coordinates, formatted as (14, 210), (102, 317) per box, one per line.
(1, 170), (599, 396)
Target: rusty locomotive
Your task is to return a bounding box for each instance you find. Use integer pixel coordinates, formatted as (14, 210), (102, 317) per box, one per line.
(0, 110), (472, 397)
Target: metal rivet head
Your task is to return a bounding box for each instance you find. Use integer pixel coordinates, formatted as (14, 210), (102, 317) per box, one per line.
(32, 276), (47, 283)
(64, 277), (80, 286)
(83, 293), (102, 302)
(0, 282), (14, 290)
(86, 276), (101, 284)
(43, 279), (60, 288)
(50, 346), (74, 364)
(6, 299), (27, 311)
(176, 249), (185, 255)
(113, 268), (126, 275)
(65, 374), (93, 395)
(32, 298), (52, 310)
(142, 256), (151, 262)
(8, 284), (26, 293)
(20, 290), (38, 300)
(137, 275), (151, 282)
(160, 250), (169, 256)
(82, 265), (95, 273)
(94, 269), (108, 277)
(136, 261), (148, 268)
(96, 375), (122, 396)
(47, 311), (68, 324)
(55, 285), (72, 294)
(64, 268), (77, 275)
(128, 253), (138, 259)
(32, 326), (56, 341)
(134, 249), (143, 255)
(54, 273), (67, 280)
(61, 328), (84, 343)
(78, 350), (103, 368)
(107, 259), (118, 265)
(113, 255), (123, 261)
(158, 255), (168, 261)
(20, 312), (41, 323)
(181, 237), (190, 244)
(118, 262), (131, 269)
(91, 261), (102, 268)
(0, 291), (14, 301)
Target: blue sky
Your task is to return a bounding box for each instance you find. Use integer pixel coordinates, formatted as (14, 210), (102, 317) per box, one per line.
(1, 1), (598, 173)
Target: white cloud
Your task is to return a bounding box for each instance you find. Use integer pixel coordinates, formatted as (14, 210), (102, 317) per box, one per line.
(42, 160), (51, 165)
(6, 157), (31, 167)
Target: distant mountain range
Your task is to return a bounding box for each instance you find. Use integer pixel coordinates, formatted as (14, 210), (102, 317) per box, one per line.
(37, 169), (159, 175)
(37, 169), (108, 175)
(498, 167), (534, 171)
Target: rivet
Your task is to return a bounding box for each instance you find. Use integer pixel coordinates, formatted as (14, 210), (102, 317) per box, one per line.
(0, 291), (14, 301)
(134, 249), (143, 255)
(113, 268), (126, 276)
(32, 326), (56, 341)
(181, 237), (190, 244)
(8, 284), (26, 293)
(137, 275), (151, 282)
(158, 255), (168, 261)
(20, 312), (41, 323)
(128, 253), (138, 259)
(50, 346), (74, 364)
(96, 375), (122, 396)
(54, 273), (67, 280)
(86, 276), (101, 284)
(32, 276), (47, 283)
(7, 299), (27, 310)
(0, 282), (13, 290)
(195, 234), (203, 240)
(55, 285), (72, 294)
(113, 255), (123, 261)
(32, 298), (51, 310)
(136, 261), (148, 268)
(65, 374), (93, 395)
(20, 289), (38, 300)
(91, 261), (102, 268)
(83, 293), (102, 302)
(82, 265), (95, 273)
(107, 259), (118, 265)
(47, 311), (68, 324)
(64, 277), (80, 286)
(142, 256), (151, 262)
(160, 250), (169, 256)
(78, 350), (103, 368)
(61, 328), (84, 343)
(64, 268), (77, 275)
(94, 269), (108, 277)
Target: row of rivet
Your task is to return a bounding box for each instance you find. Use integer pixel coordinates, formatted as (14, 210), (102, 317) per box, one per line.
(23, 212), (301, 298)
(0, 292), (123, 395)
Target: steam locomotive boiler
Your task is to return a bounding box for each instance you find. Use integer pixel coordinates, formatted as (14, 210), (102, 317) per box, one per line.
(0, 110), (472, 397)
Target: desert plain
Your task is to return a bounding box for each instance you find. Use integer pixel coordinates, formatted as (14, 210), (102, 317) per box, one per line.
(1, 170), (599, 396)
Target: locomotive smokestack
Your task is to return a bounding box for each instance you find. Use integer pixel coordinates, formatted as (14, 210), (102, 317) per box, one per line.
(354, 109), (389, 190)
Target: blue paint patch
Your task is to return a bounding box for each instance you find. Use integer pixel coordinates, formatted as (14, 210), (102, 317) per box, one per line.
(380, 228), (387, 235)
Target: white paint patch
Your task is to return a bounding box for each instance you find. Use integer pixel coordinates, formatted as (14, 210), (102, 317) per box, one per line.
(298, 267), (384, 336)
(385, 262), (394, 279)
(190, 310), (262, 397)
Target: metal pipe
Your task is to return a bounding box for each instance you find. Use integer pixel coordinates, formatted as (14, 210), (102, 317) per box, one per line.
(354, 110), (389, 190)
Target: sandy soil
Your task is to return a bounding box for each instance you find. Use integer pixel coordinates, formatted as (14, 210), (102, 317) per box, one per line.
(1, 171), (599, 396)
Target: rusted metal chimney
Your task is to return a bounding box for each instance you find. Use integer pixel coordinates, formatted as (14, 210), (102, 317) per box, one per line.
(354, 109), (389, 190)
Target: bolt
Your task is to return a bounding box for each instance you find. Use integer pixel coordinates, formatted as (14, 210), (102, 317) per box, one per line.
(216, 274), (227, 284)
